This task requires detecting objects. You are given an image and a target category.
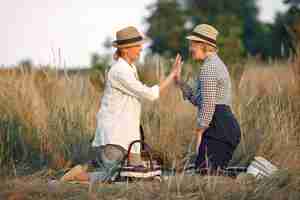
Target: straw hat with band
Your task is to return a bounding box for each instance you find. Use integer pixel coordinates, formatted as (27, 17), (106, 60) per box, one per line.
(112, 26), (149, 48)
(186, 24), (219, 48)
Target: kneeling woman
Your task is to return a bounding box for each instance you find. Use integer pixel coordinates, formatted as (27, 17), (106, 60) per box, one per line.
(60, 26), (181, 182)
(176, 24), (241, 171)
(92, 26), (181, 160)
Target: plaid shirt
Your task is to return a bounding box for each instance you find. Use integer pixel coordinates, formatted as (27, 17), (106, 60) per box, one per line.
(177, 53), (232, 128)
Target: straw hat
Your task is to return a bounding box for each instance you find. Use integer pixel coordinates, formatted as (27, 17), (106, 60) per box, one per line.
(186, 24), (219, 48)
(100, 144), (126, 166)
(112, 26), (149, 48)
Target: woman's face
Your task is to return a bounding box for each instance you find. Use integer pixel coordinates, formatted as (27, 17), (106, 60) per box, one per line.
(189, 41), (206, 61)
(124, 44), (143, 63)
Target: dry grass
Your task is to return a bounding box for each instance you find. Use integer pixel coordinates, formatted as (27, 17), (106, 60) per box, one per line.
(0, 67), (99, 170)
(0, 169), (299, 199)
(239, 60), (299, 97)
(0, 58), (300, 199)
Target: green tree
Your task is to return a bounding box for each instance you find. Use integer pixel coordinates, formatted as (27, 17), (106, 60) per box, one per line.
(145, 0), (300, 61)
(18, 59), (33, 72)
(90, 37), (112, 71)
(146, 0), (260, 63)
(90, 53), (109, 71)
(89, 37), (112, 91)
(265, 0), (300, 59)
(184, 1), (246, 78)
(146, 0), (188, 58)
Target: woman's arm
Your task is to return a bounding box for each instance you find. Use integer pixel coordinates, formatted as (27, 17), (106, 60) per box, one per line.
(111, 54), (182, 102)
(197, 62), (217, 128)
(112, 69), (160, 102)
(195, 127), (207, 153)
(194, 62), (217, 152)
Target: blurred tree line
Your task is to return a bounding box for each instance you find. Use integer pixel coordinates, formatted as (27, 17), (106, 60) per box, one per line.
(145, 0), (300, 63)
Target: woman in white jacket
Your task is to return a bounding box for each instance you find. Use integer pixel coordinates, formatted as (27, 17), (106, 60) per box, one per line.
(92, 26), (181, 160)
(60, 26), (181, 183)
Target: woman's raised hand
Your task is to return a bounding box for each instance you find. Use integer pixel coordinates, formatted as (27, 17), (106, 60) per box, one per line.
(159, 54), (182, 94)
(171, 54), (182, 81)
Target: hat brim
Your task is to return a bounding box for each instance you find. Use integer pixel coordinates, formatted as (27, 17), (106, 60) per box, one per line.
(100, 144), (126, 165)
(112, 37), (150, 48)
(186, 35), (217, 48)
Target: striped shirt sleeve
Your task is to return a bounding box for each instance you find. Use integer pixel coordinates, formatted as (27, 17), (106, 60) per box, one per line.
(197, 62), (217, 128)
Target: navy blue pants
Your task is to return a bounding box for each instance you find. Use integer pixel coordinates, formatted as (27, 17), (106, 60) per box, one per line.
(196, 105), (241, 170)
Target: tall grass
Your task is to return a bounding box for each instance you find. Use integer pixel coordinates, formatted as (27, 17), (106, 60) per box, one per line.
(0, 58), (300, 199)
(0, 67), (99, 172)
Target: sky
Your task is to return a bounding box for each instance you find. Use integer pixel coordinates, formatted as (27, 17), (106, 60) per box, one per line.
(0, 0), (288, 67)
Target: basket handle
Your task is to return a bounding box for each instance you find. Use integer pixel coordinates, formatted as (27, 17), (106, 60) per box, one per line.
(127, 140), (154, 170)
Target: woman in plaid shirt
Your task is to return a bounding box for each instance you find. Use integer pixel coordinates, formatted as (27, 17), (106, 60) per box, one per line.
(176, 24), (241, 171)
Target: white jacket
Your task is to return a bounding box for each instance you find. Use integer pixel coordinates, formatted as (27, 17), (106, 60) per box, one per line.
(92, 58), (159, 153)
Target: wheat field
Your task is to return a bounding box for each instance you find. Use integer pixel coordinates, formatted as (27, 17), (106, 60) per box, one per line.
(0, 58), (300, 199)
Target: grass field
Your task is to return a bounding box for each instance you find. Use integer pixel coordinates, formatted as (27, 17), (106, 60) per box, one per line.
(0, 58), (300, 199)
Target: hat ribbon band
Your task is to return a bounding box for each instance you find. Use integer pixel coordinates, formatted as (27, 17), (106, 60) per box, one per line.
(191, 32), (216, 45)
(116, 36), (143, 45)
